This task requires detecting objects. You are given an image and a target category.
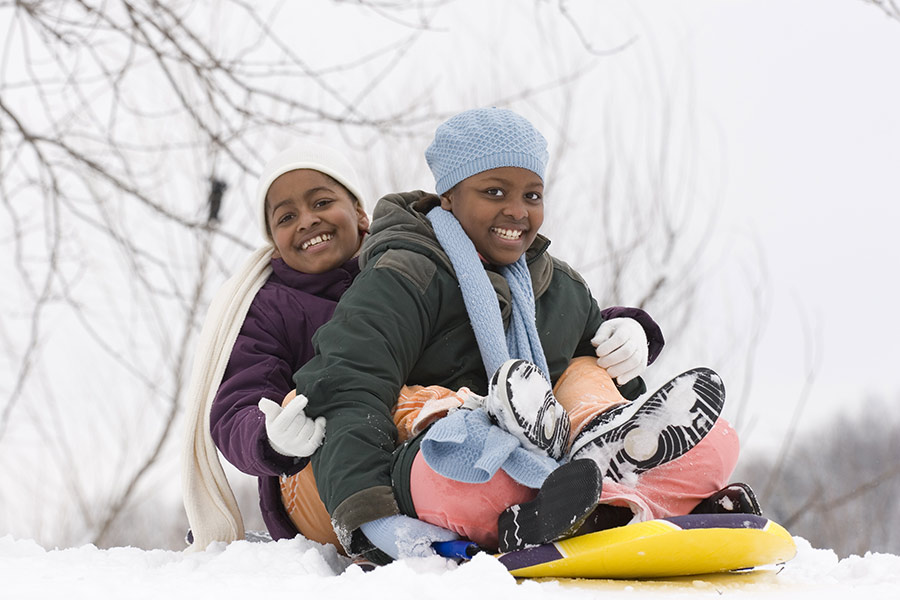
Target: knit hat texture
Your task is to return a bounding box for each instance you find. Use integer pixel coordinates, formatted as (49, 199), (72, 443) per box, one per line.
(256, 142), (365, 241)
(425, 107), (549, 195)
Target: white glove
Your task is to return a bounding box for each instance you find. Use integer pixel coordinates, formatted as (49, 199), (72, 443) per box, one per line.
(258, 394), (326, 458)
(591, 317), (648, 385)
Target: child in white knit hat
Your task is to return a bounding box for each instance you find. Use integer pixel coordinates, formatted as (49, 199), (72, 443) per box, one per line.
(291, 108), (754, 565)
(182, 143), (373, 551)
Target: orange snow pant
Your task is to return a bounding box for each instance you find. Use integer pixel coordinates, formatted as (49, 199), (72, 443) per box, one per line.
(279, 463), (342, 549)
(277, 383), (470, 550)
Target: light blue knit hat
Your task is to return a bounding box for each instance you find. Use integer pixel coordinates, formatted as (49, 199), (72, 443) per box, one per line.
(426, 107), (549, 195)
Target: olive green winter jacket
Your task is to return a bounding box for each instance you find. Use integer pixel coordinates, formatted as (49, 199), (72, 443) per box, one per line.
(294, 191), (650, 553)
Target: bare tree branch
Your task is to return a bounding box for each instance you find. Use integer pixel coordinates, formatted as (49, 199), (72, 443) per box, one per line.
(555, 0), (638, 56)
(92, 222), (215, 546)
(763, 305), (823, 500)
(0, 0), (764, 549)
(862, 0), (900, 21)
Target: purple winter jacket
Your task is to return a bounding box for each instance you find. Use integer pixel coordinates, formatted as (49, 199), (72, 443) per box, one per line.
(210, 256), (360, 540)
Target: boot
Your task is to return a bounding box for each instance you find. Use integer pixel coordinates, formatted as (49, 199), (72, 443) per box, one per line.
(573, 503), (634, 535)
(568, 367), (725, 481)
(485, 359), (570, 460)
(497, 459), (601, 552)
(691, 482), (762, 516)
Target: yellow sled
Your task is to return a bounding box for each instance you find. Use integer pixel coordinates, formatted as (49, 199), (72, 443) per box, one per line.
(494, 513), (796, 579)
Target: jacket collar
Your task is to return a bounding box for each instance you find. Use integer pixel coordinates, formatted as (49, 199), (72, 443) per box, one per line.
(362, 191), (554, 297)
(269, 257), (360, 301)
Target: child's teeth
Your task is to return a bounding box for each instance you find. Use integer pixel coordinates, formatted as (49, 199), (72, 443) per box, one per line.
(302, 234), (333, 250)
(493, 227), (522, 240)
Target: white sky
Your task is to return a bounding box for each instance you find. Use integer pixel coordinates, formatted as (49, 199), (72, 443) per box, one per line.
(651, 0), (900, 452)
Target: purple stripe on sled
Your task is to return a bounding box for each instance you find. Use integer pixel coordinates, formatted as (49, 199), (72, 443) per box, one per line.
(663, 513), (768, 530)
(497, 543), (564, 571)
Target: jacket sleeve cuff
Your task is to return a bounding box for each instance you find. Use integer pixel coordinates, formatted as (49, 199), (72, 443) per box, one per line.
(616, 375), (647, 401)
(332, 486), (400, 555)
(600, 306), (665, 365)
(256, 435), (310, 477)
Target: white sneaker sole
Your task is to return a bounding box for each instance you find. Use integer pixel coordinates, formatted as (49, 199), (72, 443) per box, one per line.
(568, 368), (724, 480)
(488, 359), (570, 460)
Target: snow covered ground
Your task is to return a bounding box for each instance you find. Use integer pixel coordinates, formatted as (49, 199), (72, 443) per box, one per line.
(3, 535), (898, 599)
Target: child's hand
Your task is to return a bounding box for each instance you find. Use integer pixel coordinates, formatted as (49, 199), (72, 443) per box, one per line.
(591, 317), (648, 385)
(258, 395), (326, 458)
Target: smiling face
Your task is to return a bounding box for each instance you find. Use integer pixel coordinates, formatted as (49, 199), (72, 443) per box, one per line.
(266, 169), (369, 274)
(440, 166), (544, 266)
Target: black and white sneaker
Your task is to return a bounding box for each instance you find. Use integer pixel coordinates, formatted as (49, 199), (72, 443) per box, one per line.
(497, 459), (601, 552)
(568, 367), (725, 481)
(486, 359), (570, 460)
(691, 483), (762, 516)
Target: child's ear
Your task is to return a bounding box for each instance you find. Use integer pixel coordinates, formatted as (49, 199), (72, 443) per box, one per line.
(439, 193), (453, 211)
(356, 203), (370, 233)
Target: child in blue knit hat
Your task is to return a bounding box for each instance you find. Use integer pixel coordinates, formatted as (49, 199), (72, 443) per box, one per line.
(292, 107), (756, 564)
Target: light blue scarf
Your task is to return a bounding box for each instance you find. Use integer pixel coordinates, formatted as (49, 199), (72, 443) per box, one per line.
(426, 206), (550, 379)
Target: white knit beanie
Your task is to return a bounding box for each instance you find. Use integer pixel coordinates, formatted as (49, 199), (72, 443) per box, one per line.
(256, 142), (365, 241)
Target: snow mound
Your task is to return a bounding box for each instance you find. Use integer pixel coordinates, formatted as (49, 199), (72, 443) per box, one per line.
(2, 534), (899, 600)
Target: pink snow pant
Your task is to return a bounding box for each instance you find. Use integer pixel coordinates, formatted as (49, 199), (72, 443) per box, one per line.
(409, 357), (740, 549)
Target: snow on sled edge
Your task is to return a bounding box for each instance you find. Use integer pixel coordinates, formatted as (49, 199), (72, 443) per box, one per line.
(495, 513), (797, 579)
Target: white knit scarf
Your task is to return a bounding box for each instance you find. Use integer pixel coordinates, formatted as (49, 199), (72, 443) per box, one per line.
(181, 245), (273, 551)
